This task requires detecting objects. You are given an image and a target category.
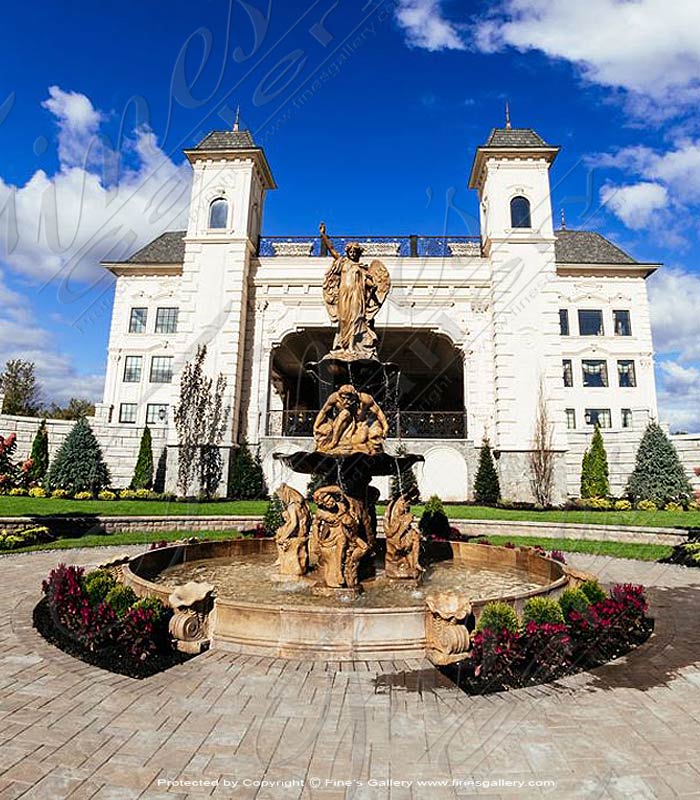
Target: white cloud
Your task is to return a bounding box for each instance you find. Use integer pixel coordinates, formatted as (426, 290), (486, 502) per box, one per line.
(0, 86), (191, 285)
(599, 182), (668, 230)
(474, 0), (700, 113)
(395, 0), (466, 51)
(648, 266), (700, 361)
(657, 361), (700, 433)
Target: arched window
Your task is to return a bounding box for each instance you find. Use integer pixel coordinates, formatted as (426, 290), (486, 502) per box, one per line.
(510, 195), (531, 228)
(208, 198), (229, 229)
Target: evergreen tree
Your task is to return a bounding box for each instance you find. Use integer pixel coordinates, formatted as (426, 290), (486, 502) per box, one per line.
(473, 439), (500, 505)
(419, 495), (451, 539)
(580, 425), (609, 498)
(153, 448), (168, 494)
(131, 426), (154, 490)
(47, 418), (110, 494)
(263, 492), (285, 535)
(28, 419), (49, 485)
(227, 440), (268, 499)
(626, 422), (692, 506)
(389, 442), (420, 501)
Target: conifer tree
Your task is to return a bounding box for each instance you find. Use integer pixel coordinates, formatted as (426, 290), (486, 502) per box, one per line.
(580, 425), (609, 498)
(389, 442), (420, 501)
(28, 419), (49, 485)
(227, 440), (268, 499)
(474, 439), (500, 505)
(131, 426), (154, 490)
(263, 492), (285, 534)
(47, 418), (110, 494)
(626, 422), (692, 505)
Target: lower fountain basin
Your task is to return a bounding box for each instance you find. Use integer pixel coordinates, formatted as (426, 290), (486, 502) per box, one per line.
(122, 539), (573, 661)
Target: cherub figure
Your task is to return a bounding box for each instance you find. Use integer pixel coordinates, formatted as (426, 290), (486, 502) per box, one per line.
(313, 384), (388, 455)
(383, 493), (423, 580)
(274, 484), (311, 577)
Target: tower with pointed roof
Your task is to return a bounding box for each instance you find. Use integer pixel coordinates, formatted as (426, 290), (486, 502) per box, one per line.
(469, 122), (568, 463)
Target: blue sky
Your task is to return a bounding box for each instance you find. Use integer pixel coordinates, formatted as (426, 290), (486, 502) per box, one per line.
(1, 0), (699, 429)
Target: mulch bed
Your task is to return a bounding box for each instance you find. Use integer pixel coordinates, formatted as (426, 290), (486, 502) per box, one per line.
(33, 597), (195, 679)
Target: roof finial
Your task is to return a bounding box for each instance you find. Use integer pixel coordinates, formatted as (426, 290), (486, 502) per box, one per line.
(560, 208), (566, 230)
(505, 99), (512, 129)
(233, 105), (241, 132)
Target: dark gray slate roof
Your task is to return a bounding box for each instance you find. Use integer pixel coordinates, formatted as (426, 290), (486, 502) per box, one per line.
(193, 130), (257, 150)
(125, 231), (186, 263)
(554, 229), (637, 264)
(484, 128), (550, 148)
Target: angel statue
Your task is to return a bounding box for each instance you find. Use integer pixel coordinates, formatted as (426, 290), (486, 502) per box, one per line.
(383, 493), (423, 580)
(319, 222), (391, 361)
(273, 484), (311, 578)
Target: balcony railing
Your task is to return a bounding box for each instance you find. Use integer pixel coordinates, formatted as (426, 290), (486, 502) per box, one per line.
(267, 410), (468, 440)
(257, 235), (482, 258)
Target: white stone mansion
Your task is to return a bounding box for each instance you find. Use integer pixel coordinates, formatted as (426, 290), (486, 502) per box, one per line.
(96, 123), (662, 501)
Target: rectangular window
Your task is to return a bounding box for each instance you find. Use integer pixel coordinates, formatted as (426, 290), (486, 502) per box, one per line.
(129, 307), (147, 333)
(618, 360), (637, 387)
(585, 408), (612, 428)
(566, 408), (576, 429)
(614, 310), (632, 336)
(119, 403), (137, 424)
(578, 309), (604, 336)
(559, 309), (570, 336)
(122, 355), (142, 383)
(563, 359), (573, 387)
(155, 307), (179, 334)
(582, 359), (609, 387)
(146, 403), (168, 425)
(149, 356), (173, 383)
(622, 408), (633, 428)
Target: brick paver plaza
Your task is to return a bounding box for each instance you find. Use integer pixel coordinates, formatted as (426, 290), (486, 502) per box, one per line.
(1, 547), (700, 799)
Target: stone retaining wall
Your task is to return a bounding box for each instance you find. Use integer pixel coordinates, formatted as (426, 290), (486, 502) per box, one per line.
(0, 514), (687, 546)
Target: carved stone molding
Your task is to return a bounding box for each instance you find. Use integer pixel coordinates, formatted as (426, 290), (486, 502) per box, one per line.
(448, 242), (481, 257)
(425, 591), (472, 665)
(168, 581), (215, 653)
(358, 242), (400, 257)
(271, 241), (313, 257)
(97, 554), (132, 583)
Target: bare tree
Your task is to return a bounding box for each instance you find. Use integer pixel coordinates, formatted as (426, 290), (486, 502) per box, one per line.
(173, 345), (230, 497)
(529, 381), (555, 507)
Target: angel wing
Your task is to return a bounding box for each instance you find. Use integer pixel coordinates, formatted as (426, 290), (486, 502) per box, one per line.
(322, 259), (341, 323)
(366, 259), (391, 320)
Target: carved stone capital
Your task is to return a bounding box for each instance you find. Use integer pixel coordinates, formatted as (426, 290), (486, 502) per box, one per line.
(425, 591), (472, 665)
(168, 581), (215, 653)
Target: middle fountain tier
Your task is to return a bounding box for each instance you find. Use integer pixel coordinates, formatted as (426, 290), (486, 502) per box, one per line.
(272, 223), (425, 597)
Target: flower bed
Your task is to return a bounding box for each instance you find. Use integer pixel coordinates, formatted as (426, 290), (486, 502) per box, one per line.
(33, 564), (193, 678)
(442, 580), (652, 694)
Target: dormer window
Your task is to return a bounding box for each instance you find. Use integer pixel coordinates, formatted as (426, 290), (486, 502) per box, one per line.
(208, 197), (229, 229)
(510, 195), (531, 228)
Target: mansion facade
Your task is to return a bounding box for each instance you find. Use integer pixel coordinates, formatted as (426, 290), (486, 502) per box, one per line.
(97, 124), (660, 501)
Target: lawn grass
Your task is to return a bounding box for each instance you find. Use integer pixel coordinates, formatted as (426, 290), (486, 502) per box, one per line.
(475, 535), (673, 562)
(1, 528), (245, 555)
(1, 495), (699, 530)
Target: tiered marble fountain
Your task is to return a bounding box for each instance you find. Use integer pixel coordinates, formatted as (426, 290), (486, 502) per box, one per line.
(120, 225), (578, 662)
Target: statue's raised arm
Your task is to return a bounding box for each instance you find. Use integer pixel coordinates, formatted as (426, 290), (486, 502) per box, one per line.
(319, 222), (340, 260)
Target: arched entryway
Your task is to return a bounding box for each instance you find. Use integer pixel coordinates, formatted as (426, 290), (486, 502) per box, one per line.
(267, 328), (466, 439)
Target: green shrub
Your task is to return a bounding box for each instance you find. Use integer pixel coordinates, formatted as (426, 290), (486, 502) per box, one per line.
(104, 585), (137, 618)
(0, 525), (52, 550)
(474, 439), (501, 506)
(637, 499), (657, 512)
(559, 588), (591, 618)
(263, 493), (285, 535)
(131, 425), (154, 490)
(580, 425), (609, 499)
(476, 601), (519, 634)
(227, 440), (268, 500)
(627, 422), (692, 506)
(83, 569), (117, 605)
(28, 486), (47, 498)
(418, 495), (451, 539)
(74, 491), (92, 500)
(132, 595), (170, 624)
(98, 490), (116, 501)
(28, 419), (49, 485)
(51, 488), (70, 499)
(588, 497), (612, 510)
(578, 578), (607, 605)
(47, 418), (111, 494)
(614, 499), (632, 511)
(522, 596), (565, 626)
(665, 501), (685, 512)
(389, 442), (420, 501)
